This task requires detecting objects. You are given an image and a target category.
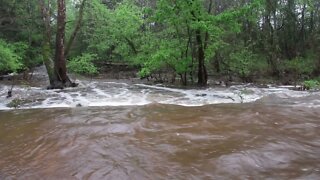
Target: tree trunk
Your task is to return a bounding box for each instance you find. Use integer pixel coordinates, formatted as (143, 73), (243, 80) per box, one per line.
(65, 0), (87, 57)
(299, 2), (306, 55)
(53, 0), (68, 87)
(39, 0), (76, 89)
(124, 37), (138, 54)
(264, 0), (280, 77)
(39, 0), (55, 85)
(196, 29), (207, 86)
(283, 0), (297, 60)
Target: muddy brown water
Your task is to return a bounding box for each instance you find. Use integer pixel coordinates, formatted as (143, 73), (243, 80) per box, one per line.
(0, 103), (319, 179)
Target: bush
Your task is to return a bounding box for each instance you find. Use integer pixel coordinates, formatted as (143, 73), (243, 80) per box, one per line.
(67, 53), (98, 75)
(303, 79), (320, 90)
(229, 49), (265, 81)
(0, 39), (23, 73)
(8, 41), (41, 70)
(283, 56), (315, 79)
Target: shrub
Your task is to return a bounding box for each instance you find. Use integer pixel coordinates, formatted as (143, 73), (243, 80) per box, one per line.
(67, 53), (98, 75)
(229, 49), (265, 81)
(0, 39), (23, 73)
(283, 56), (315, 79)
(303, 79), (320, 90)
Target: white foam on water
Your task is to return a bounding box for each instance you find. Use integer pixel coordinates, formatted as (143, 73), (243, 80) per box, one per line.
(135, 84), (263, 106)
(0, 81), (319, 110)
(91, 88), (112, 98)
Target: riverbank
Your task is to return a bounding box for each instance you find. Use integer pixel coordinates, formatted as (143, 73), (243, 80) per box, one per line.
(0, 64), (310, 90)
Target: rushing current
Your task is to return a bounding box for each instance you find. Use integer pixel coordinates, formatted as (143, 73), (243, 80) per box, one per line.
(1, 79), (320, 110)
(0, 68), (320, 179)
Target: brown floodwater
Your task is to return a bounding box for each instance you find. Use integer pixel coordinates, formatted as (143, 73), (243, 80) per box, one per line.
(0, 103), (319, 179)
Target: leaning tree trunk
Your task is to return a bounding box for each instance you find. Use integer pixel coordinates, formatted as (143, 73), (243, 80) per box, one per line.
(196, 29), (208, 86)
(65, 0), (87, 57)
(39, 0), (55, 85)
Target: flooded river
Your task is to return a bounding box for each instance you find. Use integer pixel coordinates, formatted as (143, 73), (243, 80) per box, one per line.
(0, 76), (320, 179)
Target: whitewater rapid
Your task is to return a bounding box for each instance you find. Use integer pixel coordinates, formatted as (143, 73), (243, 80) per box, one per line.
(1, 80), (319, 110)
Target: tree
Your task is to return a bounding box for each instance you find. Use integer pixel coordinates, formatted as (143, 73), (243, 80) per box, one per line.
(1, 0), (315, 84)
(0, 0), (43, 72)
(135, 0), (248, 86)
(54, 0), (68, 87)
(39, 0), (86, 89)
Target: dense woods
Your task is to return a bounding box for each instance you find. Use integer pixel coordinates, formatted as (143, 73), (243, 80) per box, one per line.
(0, 0), (320, 88)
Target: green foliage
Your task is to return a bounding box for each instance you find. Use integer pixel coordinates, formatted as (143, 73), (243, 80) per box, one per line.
(0, 39), (41, 72)
(283, 56), (315, 77)
(229, 49), (262, 80)
(67, 53), (98, 75)
(174, 57), (193, 75)
(1, 0), (317, 85)
(83, 0), (143, 60)
(8, 41), (37, 70)
(0, 39), (23, 73)
(8, 42), (28, 59)
(303, 80), (320, 90)
(135, 37), (184, 77)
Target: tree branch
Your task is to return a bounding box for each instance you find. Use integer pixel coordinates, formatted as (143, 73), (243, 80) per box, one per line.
(65, 0), (87, 57)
